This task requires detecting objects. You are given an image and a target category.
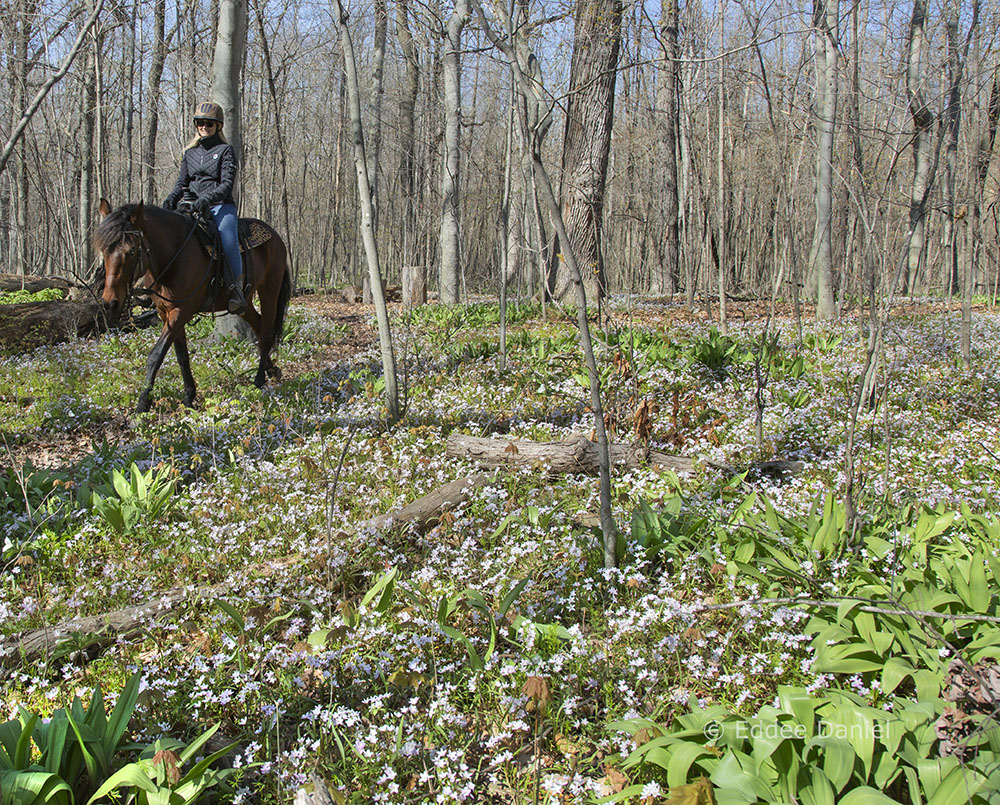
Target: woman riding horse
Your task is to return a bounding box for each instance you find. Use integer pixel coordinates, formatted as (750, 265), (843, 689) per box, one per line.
(163, 101), (246, 315)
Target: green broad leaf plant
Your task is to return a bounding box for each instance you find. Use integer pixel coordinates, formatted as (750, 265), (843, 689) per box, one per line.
(91, 463), (177, 534)
(0, 672), (141, 804)
(612, 490), (1000, 803)
(86, 724), (238, 805)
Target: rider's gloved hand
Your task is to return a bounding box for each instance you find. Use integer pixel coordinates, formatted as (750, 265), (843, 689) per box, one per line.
(193, 198), (212, 217)
(163, 197), (176, 211)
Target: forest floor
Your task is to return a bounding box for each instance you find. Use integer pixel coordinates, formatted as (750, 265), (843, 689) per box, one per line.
(2, 291), (999, 804)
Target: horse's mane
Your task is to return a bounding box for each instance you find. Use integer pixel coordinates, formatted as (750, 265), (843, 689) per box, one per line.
(93, 204), (143, 254)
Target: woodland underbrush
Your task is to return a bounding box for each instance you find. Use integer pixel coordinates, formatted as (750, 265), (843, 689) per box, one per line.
(1, 298), (999, 803)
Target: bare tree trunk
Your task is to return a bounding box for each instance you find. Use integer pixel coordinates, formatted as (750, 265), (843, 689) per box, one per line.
(367, 0), (387, 234)
(547, 0), (623, 304)
(904, 0), (932, 298)
(504, 0), (552, 300)
(0, 1), (103, 182)
(9, 0), (37, 275)
(143, 0), (169, 203)
(965, 7), (991, 366)
(809, 0), (838, 319)
(439, 0), (468, 304)
(78, 10), (97, 277)
(942, 0), (964, 298)
(716, 0), (728, 334)
(210, 0), (249, 341)
(656, 0), (680, 295)
(846, 0), (868, 301)
(680, 42), (695, 308)
(211, 0), (247, 167)
(396, 0), (420, 271)
(252, 4), (292, 284)
(333, 0), (400, 423)
(124, 0), (138, 198)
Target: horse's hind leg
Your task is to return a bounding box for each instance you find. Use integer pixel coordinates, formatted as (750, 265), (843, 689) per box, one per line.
(257, 305), (282, 385)
(174, 332), (197, 406)
(239, 306), (271, 388)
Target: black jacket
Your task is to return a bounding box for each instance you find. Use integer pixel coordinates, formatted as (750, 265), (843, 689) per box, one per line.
(164, 134), (236, 209)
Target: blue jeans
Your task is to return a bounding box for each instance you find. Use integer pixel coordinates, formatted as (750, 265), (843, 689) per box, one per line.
(210, 203), (242, 284)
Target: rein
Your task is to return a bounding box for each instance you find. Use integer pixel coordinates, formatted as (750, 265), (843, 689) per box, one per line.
(126, 217), (212, 306)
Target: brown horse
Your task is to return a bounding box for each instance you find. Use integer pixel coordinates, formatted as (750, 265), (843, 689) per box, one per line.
(95, 199), (291, 413)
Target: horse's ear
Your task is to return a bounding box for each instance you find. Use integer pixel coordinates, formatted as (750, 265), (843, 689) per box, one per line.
(130, 202), (145, 226)
(99, 198), (112, 217)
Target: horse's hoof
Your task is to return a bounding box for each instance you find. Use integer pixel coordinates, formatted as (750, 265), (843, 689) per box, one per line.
(182, 393), (196, 408)
(253, 373), (266, 389)
(267, 365), (281, 381)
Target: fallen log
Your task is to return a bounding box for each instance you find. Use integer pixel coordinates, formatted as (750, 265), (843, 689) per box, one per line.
(446, 433), (804, 478)
(2, 474), (498, 667)
(0, 585), (226, 668)
(0, 299), (106, 350)
(360, 471), (496, 533)
(2, 444), (801, 667)
(445, 433), (700, 475)
(0, 273), (72, 295)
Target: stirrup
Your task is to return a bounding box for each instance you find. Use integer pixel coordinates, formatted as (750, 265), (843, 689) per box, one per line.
(227, 285), (246, 315)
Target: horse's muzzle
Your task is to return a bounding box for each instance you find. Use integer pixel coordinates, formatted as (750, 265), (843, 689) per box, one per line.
(102, 298), (121, 321)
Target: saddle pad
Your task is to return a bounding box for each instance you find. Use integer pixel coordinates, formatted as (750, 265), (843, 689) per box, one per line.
(239, 219), (274, 252)
(199, 217), (273, 259)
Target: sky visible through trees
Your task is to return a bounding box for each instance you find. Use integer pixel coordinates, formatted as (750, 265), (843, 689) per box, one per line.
(0, 0), (996, 310)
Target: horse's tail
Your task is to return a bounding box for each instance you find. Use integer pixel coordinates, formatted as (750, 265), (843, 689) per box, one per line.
(272, 263), (292, 350)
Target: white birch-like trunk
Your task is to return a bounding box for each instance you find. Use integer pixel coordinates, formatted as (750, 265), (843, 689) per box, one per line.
(905, 0), (931, 297)
(334, 0), (400, 422)
(211, 0), (250, 340)
(439, 0), (468, 305)
(809, 0), (838, 320)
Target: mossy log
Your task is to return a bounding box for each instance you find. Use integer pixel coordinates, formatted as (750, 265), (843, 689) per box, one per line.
(0, 273), (73, 294)
(0, 299), (107, 350)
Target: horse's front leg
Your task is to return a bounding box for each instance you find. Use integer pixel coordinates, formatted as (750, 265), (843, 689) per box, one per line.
(173, 330), (197, 407)
(137, 316), (184, 413)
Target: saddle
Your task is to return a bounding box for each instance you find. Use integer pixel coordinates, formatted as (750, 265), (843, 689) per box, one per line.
(179, 208), (273, 312)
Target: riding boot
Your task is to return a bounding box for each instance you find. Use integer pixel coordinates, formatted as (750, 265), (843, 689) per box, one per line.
(223, 260), (246, 315)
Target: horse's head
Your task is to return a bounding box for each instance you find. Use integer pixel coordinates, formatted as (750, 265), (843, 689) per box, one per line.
(95, 198), (146, 318)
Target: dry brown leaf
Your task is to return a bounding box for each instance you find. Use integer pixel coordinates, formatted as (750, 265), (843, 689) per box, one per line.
(152, 748), (182, 785)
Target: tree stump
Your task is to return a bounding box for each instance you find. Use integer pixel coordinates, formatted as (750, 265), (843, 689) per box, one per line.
(402, 265), (427, 308)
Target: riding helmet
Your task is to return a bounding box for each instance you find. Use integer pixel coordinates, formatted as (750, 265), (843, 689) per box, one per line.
(193, 102), (224, 127)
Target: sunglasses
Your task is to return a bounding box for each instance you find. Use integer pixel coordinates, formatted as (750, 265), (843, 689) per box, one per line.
(195, 119), (216, 128)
